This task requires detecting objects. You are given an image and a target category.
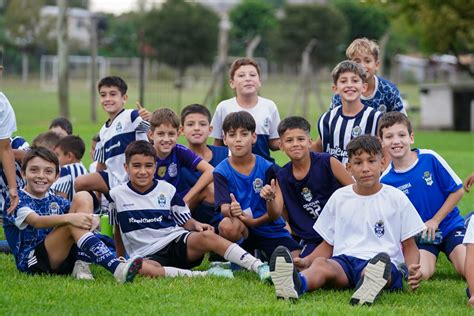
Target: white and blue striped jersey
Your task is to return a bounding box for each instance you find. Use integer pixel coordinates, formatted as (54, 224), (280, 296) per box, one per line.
(50, 162), (88, 201)
(317, 105), (382, 165)
(0, 92), (17, 139)
(109, 180), (190, 258)
(381, 149), (464, 236)
(94, 109), (150, 188)
(210, 96), (280, 162)
(330, 76), (406, 114)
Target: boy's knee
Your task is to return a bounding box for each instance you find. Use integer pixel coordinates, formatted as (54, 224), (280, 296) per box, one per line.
(74, 175), (87, 192)
(72, 191), (93, 212)
(218, 219), (241, 241)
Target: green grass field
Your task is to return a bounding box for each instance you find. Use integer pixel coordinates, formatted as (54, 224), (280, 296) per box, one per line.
(0, 78), (473, 315)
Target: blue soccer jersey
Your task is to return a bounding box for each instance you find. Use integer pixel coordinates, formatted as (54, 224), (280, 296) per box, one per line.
(214, 155), (289, 238)
(50, 162), (89, 201)
(3, 190), (71, 272)
(381, 149), (464, 236)
(154, 144), (202, 188)
(330, 75), (406, 114)
(277, 152), (342, 243)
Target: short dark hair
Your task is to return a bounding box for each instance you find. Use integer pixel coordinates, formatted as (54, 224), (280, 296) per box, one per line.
(331, 60), (368, 84)
(32, 131), (61, 150)
(150, 108), (180, 130)
(125, 140), (157, 164)
(22, 147), (60, 175)
(229, 57), (261, 80)
(378, 112), (412, 138)
(56, 135), (85, 160)
(49, 117), (73, 135)
(347, 135), (382, 160)
(222, 111), (256, 134)
(92, 133), (100, 143)
(180, 104), (212, 125)
(97, 76), (128, 95)
(277, 116), (311, 136)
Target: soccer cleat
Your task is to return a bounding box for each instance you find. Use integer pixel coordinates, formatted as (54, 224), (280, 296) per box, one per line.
(207, 266), (234, 279)
(269, 246), (302, 300)
(350, 252), (391, 305)
(114, 256), (143, 284)
(257, 263), (271, 282)
(72, 260), (94, 280)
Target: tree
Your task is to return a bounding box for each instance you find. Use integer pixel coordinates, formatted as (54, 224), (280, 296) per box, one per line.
(143, 0), (219, 78)
(273, 4), (348, 66)
(229, 0), (277, 56)
(99, 13), (140, 57)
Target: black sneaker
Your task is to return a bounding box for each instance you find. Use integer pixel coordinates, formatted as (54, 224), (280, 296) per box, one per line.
(269, 246), (302, 300)
(350, 252), (391, 305)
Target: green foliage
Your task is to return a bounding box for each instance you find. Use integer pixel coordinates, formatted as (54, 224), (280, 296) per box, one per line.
(99, 13), (140, 57)
(143, 0), (219, 74)
(229, 0), (277, 56)
(273, 4), (348, 66)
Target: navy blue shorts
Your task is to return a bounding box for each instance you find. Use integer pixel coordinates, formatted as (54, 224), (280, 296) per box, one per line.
(241, 230), (301, 260)
(298, 239), (323, 258)
(331, 254), (404, 291)
(417, 226), (465, 258)
(97, 170), (111, 191)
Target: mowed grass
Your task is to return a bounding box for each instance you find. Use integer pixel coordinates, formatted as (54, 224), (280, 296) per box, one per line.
(0, 78), (473, 315)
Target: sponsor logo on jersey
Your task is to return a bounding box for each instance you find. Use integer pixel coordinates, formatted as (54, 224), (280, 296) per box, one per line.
(351, 126), (362, 137)
(158, 194), (166, 207)
(116, 122), (123, 132)
(301, 187), (313, 202)
(397, 182), (412, 194)
(253, 178), (263, 193)
(374, 220), (385, 238)
(423, 171), (433, 186)
(264, 117), (270, 128)
(326, 144), (348, 160)
(168, 162), (178, 177)
(49, 202), (60, 215)
(157, 166), (167, 178)
(105, 141), (121, 153)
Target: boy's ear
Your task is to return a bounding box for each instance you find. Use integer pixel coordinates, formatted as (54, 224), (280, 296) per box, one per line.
(179, 126), (184, 134)
(124, 162), (129, 174)
(331, 84), (338, 93)
(122, 94), (128, 103)
(222, 135), (228, 146)
(361, 82), (368, 93)
(410, 133), (415, 144)
(147, 129), (153, 139)
(66, 151), (74, 161)
(209, 125), (213, 133)
(229, 79), (235, 90)
(251, 132), (257, 144)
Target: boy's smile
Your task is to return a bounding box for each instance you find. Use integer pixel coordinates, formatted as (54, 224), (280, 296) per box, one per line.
(347, 151), (384, 195)
(181, 113), (212, 145)
(224, 127), (256, 158)
(351, 52), (379, 80)
(23, 157), (58, 198)
(149, 124), (179, 158)
(125, 154), (156, 192)
(280, 128), (311, 161)
(381, 123), (414, 159)
(99, 86), (128, 118)
(230, 65), (261, 97)
(333, 72), (367, 104)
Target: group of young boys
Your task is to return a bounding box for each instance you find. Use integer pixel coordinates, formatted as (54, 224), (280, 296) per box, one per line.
(1, 37), (474, 307)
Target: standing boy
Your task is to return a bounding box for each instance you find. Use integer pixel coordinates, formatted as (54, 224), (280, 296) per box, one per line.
(111, 140), (270, 280)
(275, 116), (353, 260)
(214, 111), (300, 260)
(330, 37), (406, 114)
(3, 147), (142, 282)
(270, 135), (425, 304)
(314, 60), (382, 165)
(380, 112), (466, 280)
(210, 57), (280, 163)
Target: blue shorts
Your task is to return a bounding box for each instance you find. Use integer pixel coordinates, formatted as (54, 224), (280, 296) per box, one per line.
(241, 230), (301, 260)
(298, 238), (323, 258)
(331, 254), (404, 291)
(98, 170), (111, 191)
(417, 226), (465, 258)
(191, 203), (223, 232)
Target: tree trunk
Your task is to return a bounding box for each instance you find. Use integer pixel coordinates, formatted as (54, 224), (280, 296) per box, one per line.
(57, 0), (69, 119)
(21, 52), (28, 83)
(90, 15), (98, 123)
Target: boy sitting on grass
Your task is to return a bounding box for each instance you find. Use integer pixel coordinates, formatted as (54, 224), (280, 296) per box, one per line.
(3, 147), (142, 283)
(270, 135), (424, 305)
(111, 140), (270, 280)
(380, 112), (466, 280)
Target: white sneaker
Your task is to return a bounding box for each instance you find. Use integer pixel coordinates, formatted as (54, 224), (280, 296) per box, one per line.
(269, 246), (302, 300)
(72, 260), (94, 280)
(113, 256), (143, 284)
(257, 263), (271, 282)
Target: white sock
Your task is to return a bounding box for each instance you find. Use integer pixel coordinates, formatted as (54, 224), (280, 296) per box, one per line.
(223, 243), (263, 272)
(163, 267), (207, 277)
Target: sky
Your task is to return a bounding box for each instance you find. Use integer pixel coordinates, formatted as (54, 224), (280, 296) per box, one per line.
(89, 0), (164, 15)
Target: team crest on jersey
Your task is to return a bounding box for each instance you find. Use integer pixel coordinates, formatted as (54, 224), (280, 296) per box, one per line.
(168, 162), (178, 177)
(351, 126), (362, 137)
(301, 187), (313, 202)
(49, 202), (60, 215)
(378, 104), (387, 113)
(158, 194), (166, 207)
(423, 171), (433, 186)
(253, 178), (263, 193)
(374, 220), (384, 238)
(157, 166), (167, 178)
(116, 122), (123, 132)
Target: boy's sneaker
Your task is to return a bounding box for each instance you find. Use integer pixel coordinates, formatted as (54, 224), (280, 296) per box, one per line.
(207, 266), (234, 279)
(72, 260), (94, 280)
(269, 246), (302, 300)
(350, 252), (391, 306)
(114, 256), (143, 284)
(257, 263), (271, 282)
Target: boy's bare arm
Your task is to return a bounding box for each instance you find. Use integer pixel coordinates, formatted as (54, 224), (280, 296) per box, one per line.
(465, 244), (474, 305)
(294, 241), (333, 270)
(25, 212), (93, 230)
(311, 137), (323, 152)
(0, 139), (18, 213)
(423, 187), (464, 241)
(329, 157), (354, 186)
(402, 237), (422, 290)
(13, 149), (26, 163)
(268, 138), (280, 151)
(114, 226), (126, 258)
(183, 161), (213, 204)
(213, 138), (224, 147)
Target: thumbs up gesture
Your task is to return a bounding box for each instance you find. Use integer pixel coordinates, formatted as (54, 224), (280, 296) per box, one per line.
(229, 193), (242, 217)
(260, 179), (277, 202)
(136, 101), (152, 121)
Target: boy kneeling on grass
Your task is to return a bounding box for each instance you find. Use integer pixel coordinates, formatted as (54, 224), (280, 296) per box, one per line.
(3, 147), (142, 283)
(269, 135), (425, 305)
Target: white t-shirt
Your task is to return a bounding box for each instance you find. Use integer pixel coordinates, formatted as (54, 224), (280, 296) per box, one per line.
(0, 92), (17, 139)
(463, 219), (474, 244)
(314, 184), (425, 266)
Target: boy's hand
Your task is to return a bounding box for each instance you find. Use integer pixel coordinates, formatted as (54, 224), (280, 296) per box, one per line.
(238, 213), (257, 227)
(421, 219), (439, 242)
(407, 263), (422, 290)
(67, 213), (93, 230)
(260, 179), (276, 202)
(469, 296), (474, 308)
(6, 188), (19, 214)
(465, 173), (474, 193)
(229, 193), (242, 217)
(136, 102), (152, 121)
(193, 222), (214, 232)
(293, 256), (310, 271)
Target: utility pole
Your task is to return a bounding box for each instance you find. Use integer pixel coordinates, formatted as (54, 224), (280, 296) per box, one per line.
(57, 0), (69, 118)
(90, 14), (98, 123)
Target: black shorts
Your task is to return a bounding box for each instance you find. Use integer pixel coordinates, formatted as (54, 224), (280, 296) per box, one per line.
(241, 230), (302, 260)
(146, 232), (203, 269)
(27, 241), (78, 275)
